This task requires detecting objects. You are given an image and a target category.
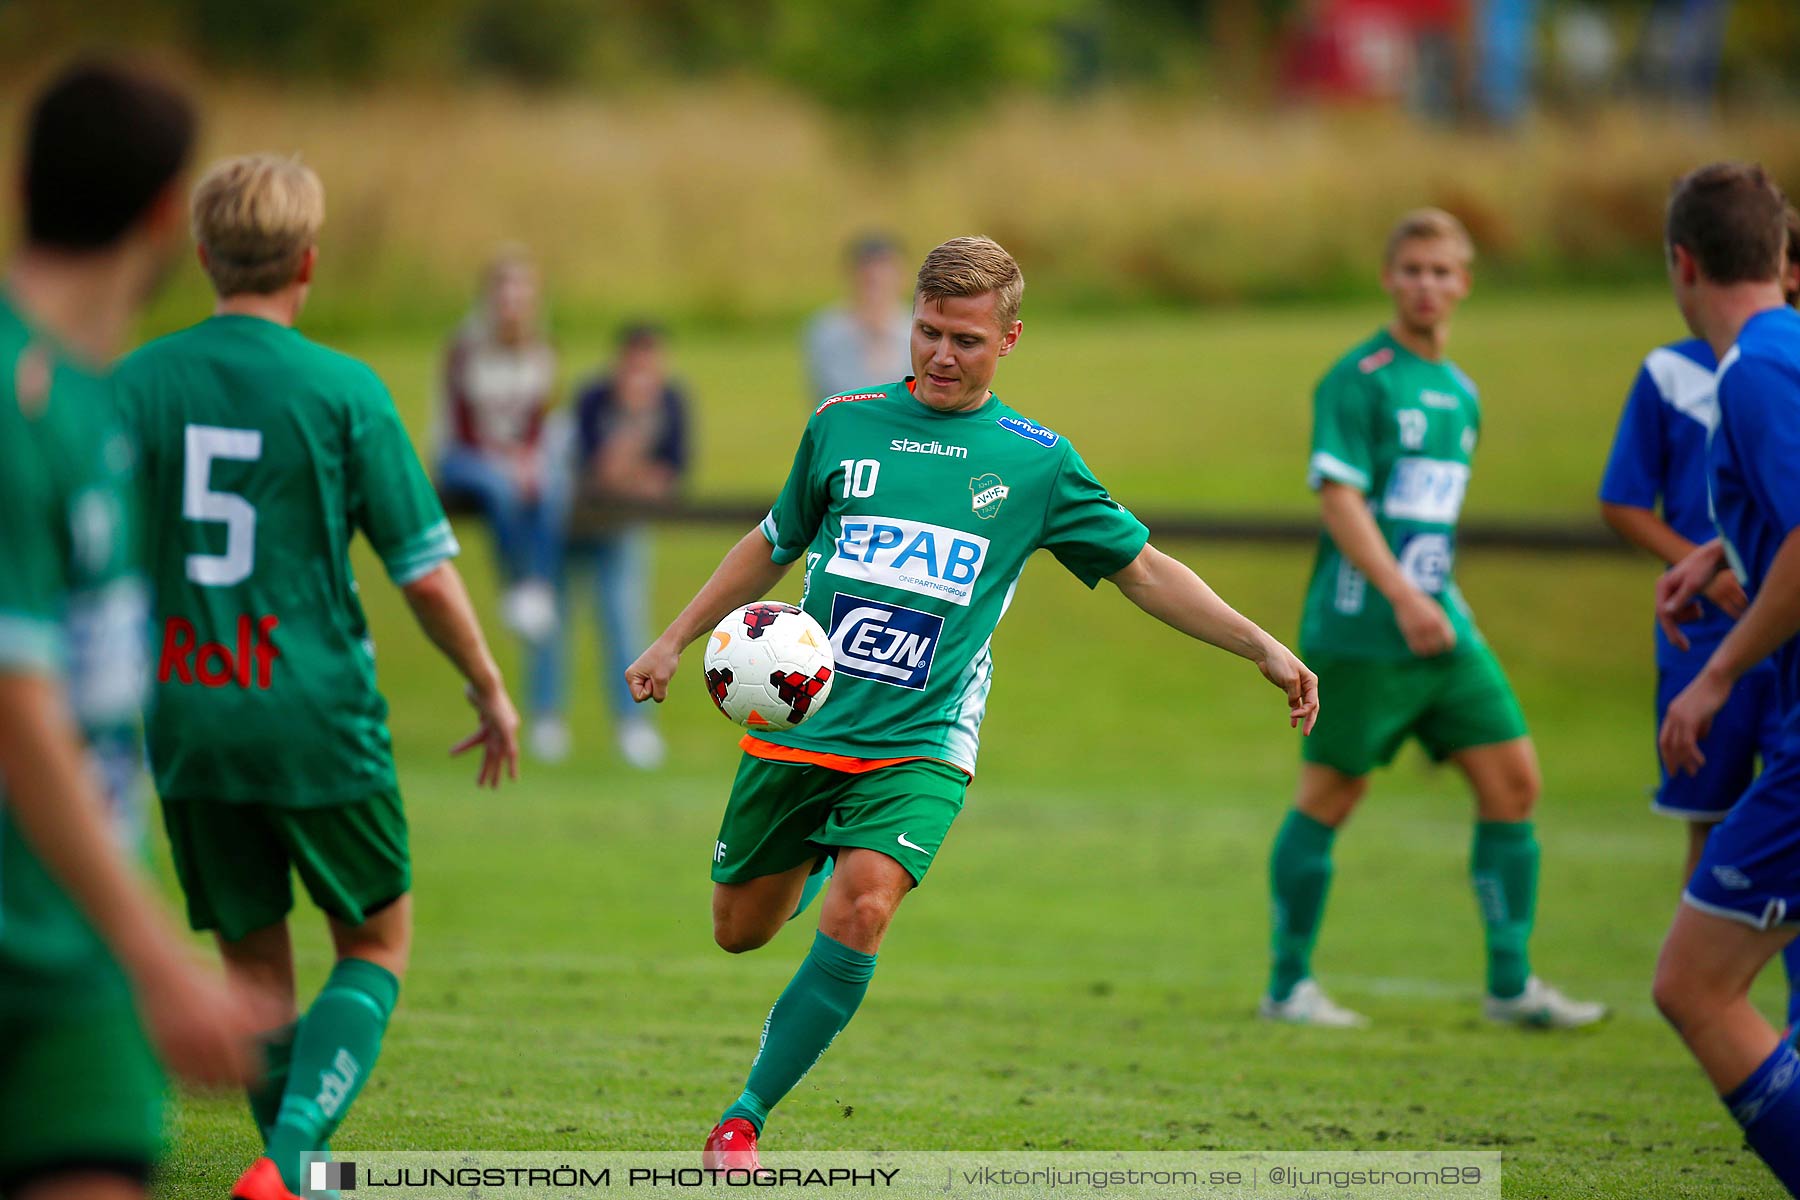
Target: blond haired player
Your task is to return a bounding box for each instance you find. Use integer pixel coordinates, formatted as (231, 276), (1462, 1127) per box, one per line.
(629, 236), (1318, 1166)
(115, 155), (520, 1200)
(1262, 210), (1605, 1029)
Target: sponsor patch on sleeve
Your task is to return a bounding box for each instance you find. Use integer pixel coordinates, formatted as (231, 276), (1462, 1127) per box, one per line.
(1358, 347), (1395, 374)
(814, 391), (886, 415)
(996, 415), (1060, 448)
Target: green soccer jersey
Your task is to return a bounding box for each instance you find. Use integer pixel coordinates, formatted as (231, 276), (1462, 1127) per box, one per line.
(115, 315), (459, 807)
(0, 295), (147, 997)
(754, 381), (1149, 774)
(1300, 328), (1483, 660)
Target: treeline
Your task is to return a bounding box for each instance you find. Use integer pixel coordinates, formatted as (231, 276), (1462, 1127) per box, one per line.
(9, 0), (1798, 125)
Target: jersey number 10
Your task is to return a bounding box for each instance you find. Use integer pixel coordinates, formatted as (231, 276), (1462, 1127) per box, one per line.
(183, 424), (263, 587)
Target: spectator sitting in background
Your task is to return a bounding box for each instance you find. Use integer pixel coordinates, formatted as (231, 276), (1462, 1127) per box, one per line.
(437, 246), (559, 642)
(533, 323), (689, 768)
(802, 232), (911, 402)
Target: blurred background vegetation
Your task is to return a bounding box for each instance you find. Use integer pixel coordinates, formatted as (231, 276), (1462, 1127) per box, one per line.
(1, 0), (1796, 331)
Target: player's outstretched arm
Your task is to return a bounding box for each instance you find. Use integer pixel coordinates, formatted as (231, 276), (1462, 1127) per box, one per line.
(401, 562), (520, 787)
(1604, 503), (1747, 615)
(1107, 543), (1319, 734)
(1661, 531), (1800, 775)
(1318, 480), (1455, 657)
(0, 673), (270, 1088)
(627, 527), (792, 704)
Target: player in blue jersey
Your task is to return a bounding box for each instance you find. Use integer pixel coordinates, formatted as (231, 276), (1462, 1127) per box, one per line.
(1599, 204), (1800, 1034)
(1651, 162), (1800, 1197)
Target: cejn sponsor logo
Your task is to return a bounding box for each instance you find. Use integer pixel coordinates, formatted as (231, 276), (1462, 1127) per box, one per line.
(157, 614), (280, 690)
(828, 593), (942, 690)
(1397, 532), (1453, 594)
(890, 437), (968, 459)
(827, 515), (988, 606)
(996, 415), (1059, 448)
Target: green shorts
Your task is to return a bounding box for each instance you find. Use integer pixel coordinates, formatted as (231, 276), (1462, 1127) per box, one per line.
(713, 755), (970, 887)
(1301, 642), (1529, 778)
(0, 993), (162, 1187)
(161, 791), (411, 943)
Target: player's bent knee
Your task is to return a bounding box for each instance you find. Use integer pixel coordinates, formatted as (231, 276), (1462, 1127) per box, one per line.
(833, 888), (901, 945)
(1651, 953), (1723, 1032)
(713, 918), (777, 955)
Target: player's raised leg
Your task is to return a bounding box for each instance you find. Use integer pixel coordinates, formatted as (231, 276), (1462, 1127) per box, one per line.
(1261, 764), (1369, 1027)
(710, 848), (899, 1164)
(1453, 737), (1600, 1026)
(712, 858), (823, 953)
(1654, 905), (1800, 1189)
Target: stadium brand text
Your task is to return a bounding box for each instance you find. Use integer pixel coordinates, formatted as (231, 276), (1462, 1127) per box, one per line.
(890, 437), (968, 458)
(157, 614), (280, 689)
(827, 516), (989, 606)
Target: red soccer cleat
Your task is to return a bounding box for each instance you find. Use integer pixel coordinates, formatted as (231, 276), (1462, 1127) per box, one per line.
(702, 1118), (761, 1171)
(231, 1157), (302, 1200)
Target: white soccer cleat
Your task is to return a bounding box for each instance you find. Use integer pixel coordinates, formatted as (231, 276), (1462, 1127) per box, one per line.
(1483, 976), (1607, 1029)
(1257, 978), (1370, 1028)
(528, 716), (570, 764)
(618, 717), (665, 770)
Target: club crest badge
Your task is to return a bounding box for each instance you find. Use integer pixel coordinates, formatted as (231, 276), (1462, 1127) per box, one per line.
(969, 473), (1009, 520)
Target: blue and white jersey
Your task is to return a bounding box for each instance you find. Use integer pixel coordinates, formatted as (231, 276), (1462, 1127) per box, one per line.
(1710, 307), (1800, 738)
(1599, 338), (1732, 669)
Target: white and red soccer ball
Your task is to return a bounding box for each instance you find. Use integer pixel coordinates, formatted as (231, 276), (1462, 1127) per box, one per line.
(702, 602), (835, 731)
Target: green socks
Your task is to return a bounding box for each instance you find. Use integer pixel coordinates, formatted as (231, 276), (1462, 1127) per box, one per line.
(249, 1022), (298, 1145)
(1472, 820), (1538, 1000)
(1268, 810), (1337, 1003)
(267, 958), (400, 1190)
(721, 930), (876, 1133)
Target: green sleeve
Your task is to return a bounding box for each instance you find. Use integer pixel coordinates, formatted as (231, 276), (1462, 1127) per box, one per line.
(759, 422), (826, 566)
(0, 421), (66, 673)
(1040, 443), (1150, 589)
(347, 379), (460, 585)
(1307, 364), (1377, 492)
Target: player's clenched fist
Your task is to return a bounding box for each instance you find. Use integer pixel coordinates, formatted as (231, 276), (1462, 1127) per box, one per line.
(628, 637), (682, 704)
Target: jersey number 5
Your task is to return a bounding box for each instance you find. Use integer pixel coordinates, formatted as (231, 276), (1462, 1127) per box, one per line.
(183, 424), (263, 587)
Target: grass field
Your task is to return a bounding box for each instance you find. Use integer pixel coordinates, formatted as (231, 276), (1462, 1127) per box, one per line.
(152, 289), (1790, 1200)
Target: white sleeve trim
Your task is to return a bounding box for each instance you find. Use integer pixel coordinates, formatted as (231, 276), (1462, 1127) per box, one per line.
(1307, 451), (1371, 492)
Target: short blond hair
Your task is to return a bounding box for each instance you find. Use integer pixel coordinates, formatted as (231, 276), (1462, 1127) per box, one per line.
(1384, 207), (1474, 266)
(192, 154), (324, 296)
(916, 236), (1024, 328)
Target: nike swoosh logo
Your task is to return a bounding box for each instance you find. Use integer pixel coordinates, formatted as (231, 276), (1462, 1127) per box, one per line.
(896, 832), (929, 855)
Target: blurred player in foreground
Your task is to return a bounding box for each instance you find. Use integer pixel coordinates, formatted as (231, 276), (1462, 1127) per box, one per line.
(0, 62), (269, 1199)
(115, 154), (521, 1200)
(1264, 209), (1605, 1029)
(1601, 203), (1800, 1033)
(628, 236), (1318, 1167)
(1653, 162), (1800, 1197)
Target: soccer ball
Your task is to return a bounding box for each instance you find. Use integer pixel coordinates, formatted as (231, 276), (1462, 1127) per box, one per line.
(701, 602), (835, 732)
